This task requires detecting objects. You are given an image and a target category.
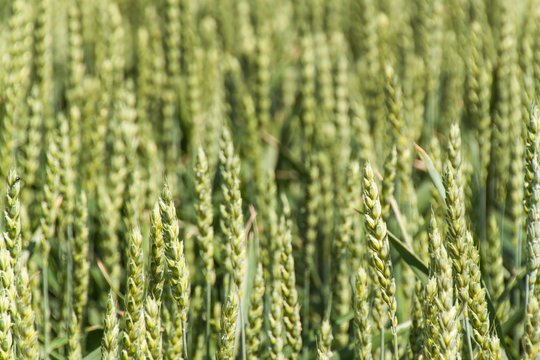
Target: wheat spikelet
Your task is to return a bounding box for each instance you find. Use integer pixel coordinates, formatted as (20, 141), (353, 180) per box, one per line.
(362, 162), (399, 356)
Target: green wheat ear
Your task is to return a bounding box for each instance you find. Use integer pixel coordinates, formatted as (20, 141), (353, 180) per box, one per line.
(362, 162), (399, 356)
(72, 191), (89, 323)
(381, 146), (397, 223)
(525, 144), (540, 359)
(145, 295), (162, 360)
(102, 292), (119, 360)
(527, 151), (540, 292)
(267, 214), (286, 360)
(333, 161), (361, 348)
(0, 287), (13, 359)
(427, 212), (460, 358)
(523, 294), (540, 359)
(159, 183), (190, 359)
(317, 319), (333, 360)
(219, 128), (246, 294)
(67, 310), (81, 360)
(15, 257), (38, 360)
(148, 202), (165, 301)
(0, 244), (15, 360)
(353, 268), (372, 360)
(247, 262), (265, 360)
(279, 215), (302, 358)
(122, 227), (146, 360)
(4, 169), (22, 267)
(217, 289), (239, 360)
(194, 147), (216, 287)
(525, 106), (540, 216)
(2, 0), (34, 185)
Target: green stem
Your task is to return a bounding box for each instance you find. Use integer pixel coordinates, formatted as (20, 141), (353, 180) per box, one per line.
(206, 282), (211, 359)
(240, 300), (246, 360)
(183, 321), (188, 360)
(393, 328), (398, 360)
(380, 327), (384, 360)
(302, 272), (310, 360)
(66, 224), (74, 353)
(43, 261), (50, 359)
(464, 317), (474, 360)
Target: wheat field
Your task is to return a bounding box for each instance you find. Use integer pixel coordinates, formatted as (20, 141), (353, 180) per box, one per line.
(0, 0), (538, 359)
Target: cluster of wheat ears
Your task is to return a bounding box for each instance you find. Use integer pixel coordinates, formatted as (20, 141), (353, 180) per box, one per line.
(0, 0), (539, 359)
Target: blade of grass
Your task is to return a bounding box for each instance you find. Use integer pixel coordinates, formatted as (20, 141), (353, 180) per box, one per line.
(355, 208), (429, 282)
(387, 231), (428, 284)
(47, 336), (68, 352)
(96, 259), (124, 300)
(415, 143), (445, 201)
(483, 277), (516, 360)
(497, 267), (527, 303)
(82, 348), (101, 360)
